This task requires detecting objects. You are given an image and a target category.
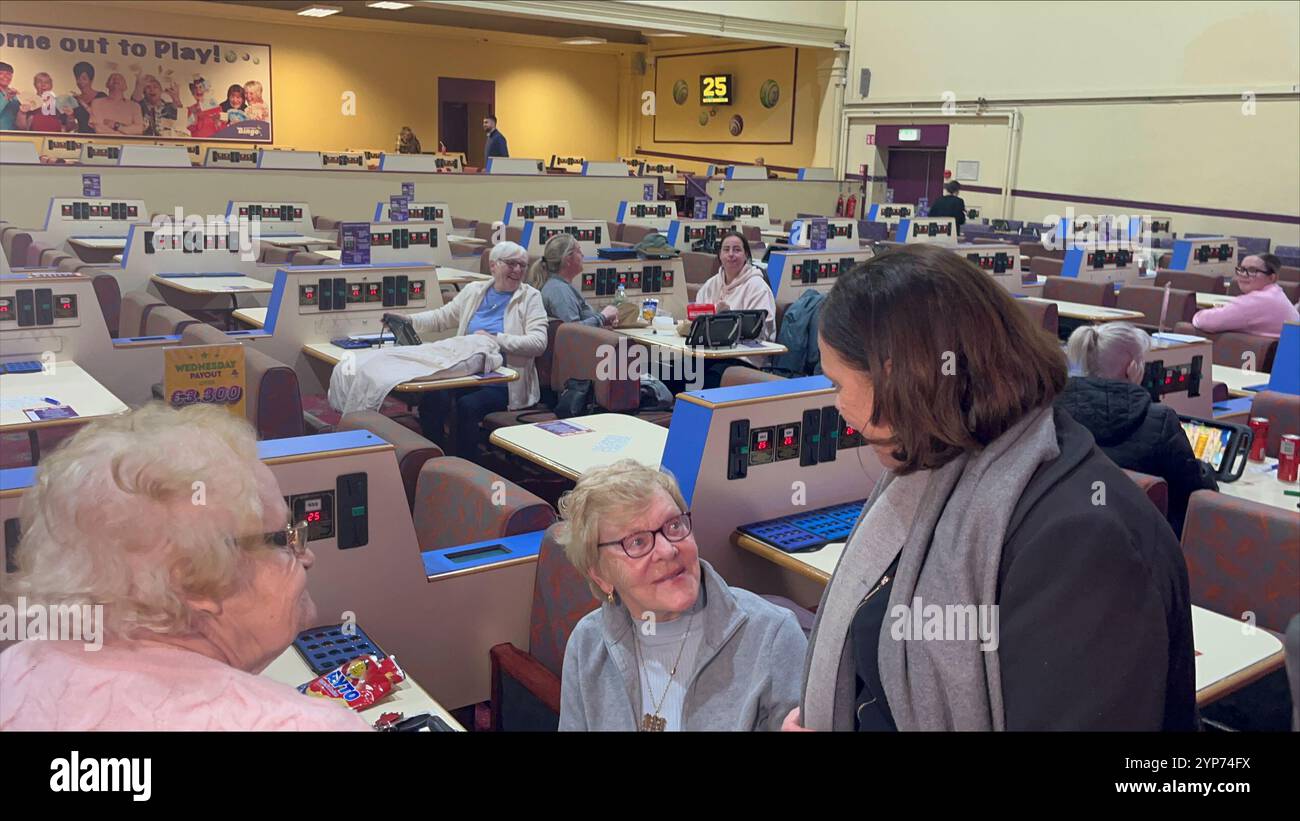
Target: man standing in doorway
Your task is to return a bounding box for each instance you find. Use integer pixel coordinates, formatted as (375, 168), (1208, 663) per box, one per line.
(483, 114), (509, 159)
(928, 181), (967, 234)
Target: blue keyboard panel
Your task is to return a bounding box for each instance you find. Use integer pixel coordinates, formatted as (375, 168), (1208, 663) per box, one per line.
(738, 499), (866, 553)
(2, 361), (43, 374)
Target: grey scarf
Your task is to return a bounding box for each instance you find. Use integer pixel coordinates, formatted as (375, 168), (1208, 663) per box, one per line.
(802, 405), (1059, 731)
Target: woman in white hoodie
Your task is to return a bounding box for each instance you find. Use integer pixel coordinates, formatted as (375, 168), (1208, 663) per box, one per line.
(408, 241), (548, 456)
(694, 231), (777, 386)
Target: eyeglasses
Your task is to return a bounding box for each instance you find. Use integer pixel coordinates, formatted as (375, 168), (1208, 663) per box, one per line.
(598, 512), (692, 559)
(245, 521), (309, 558)
(1234, 266), (1272, 277)
(500, 259), (528, 269)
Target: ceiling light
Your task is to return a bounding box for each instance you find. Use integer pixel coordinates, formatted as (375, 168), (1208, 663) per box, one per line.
(366, 1), (413, 9)
(645, 31), (689, 38)
(297, 5), (343, 17)
(561, 37), (608, 45)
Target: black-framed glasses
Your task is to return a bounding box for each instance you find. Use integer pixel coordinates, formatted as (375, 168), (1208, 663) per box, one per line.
(598, 512), (692, 559)
(1234, 265), (1271, 278)
(250, 521), (309, 558)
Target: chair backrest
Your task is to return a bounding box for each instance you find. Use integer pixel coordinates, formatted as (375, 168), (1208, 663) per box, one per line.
(620, 224), (659, 245)
(8, 232), (33, 269)
(740, 225), (761, 244)
(528, 525), (600, 677)
(681, 251), (717, 285)
(474, 221), (496, 241)
(1029, 256), (1064, 277)
(24, 241), (50, 268)
(41, 248), (70, 268)
(479, 246), (493, 275)
(550, 323), (641, 410)
(451, 216), (476, 230)
(1171, 321), (1278, 371)
(338, 411), (443, 509)
(1181, 490), (1300, 633)
(180, 323), (307, 439)
(505, 224), (523, 244)
(534, 318), (564, 396)
(0, 225), (18, 258)
(1042, 275), (1117, 307)
(1232, 235), (1271, 258)
(291, 251), (332, 265)
(1122, 469), (1168, 517)
(1279, 281), (1300, 303)
(143, 305), (200, 336)
(1024, 242), (1062, 260)
(118, 291), (166, 337)
(1115, 285), (1198, 327)
(1155, 269), (1226, 295)
(1017, 299), (1058, 337)
(91, 274), (122, 338)
(412, 457), (556, 551)
(258, 244), (298, 265)
(1247, 391), (1300, 458)
(1279, 265), (1300, 284)
(720, 366), (785, 387)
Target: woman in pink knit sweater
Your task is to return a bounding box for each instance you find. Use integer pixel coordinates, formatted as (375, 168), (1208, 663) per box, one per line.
(1191, 253), (1299, 338)
(0, 404), (369, 731)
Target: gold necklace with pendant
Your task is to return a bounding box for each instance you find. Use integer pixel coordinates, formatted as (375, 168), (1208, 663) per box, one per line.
(634, 613), (694, 732)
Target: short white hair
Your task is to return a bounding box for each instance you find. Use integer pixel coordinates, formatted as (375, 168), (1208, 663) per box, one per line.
(7, 403), (272, 640)
(1066, 321), (1151, 380)
(489, 240), (528, 265)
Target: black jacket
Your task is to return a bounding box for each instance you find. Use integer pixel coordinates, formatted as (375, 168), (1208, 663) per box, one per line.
(927, 194), (966, 227)
(852, 408), (1197, 731)
(1056, 376), (1217, 537)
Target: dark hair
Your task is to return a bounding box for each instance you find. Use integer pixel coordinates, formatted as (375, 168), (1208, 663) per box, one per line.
(715, 230), (752, 264)
(485, 114), (497, 125)
(819, 244), (1067, 473)
(1255, 252), (1281, 277)
(944, 181), (961, 195)
(72, 62), (94, 81)
(0, 62), (12, 74)
(226, 84), (244, 99)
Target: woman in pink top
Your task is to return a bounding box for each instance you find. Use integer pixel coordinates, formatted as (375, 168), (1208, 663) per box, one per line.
(0, 404), (369, 731)
(695, 231), (777, 383)
(1191, 253), (1299, 338)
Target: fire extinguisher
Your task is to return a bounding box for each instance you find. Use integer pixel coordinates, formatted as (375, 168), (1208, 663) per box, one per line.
(845, 194), (857, 219)
(835, 193), (845, 217)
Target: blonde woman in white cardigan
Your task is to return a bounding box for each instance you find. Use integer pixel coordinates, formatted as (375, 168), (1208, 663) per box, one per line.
(408, 241), (548, 456)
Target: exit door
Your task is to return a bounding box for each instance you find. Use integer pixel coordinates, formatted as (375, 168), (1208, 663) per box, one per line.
(885, 149), (946, 209)
(438, 77), (495, 168)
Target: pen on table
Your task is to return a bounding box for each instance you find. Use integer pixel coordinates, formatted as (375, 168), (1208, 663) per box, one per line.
(43, 397), (60, 405)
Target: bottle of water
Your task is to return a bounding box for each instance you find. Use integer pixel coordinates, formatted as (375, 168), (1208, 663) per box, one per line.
(614, 283), (627, 306)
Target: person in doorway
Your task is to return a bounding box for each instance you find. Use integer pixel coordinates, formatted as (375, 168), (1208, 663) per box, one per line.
(483, 114), (508, 159)
(927, 181), (967, 233)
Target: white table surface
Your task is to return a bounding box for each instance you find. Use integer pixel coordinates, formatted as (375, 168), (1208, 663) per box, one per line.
(489, 412), (668, 480)
(259, 234), (334, 247)
(151, 274), (274, 294)
(1197, 293), (1235, 309)
(67, 236), (127, 250)
(0, 362), (129, 431)
(1024, 297), (1145, 321)
(1218, 458), (1300, 513)
(233, 307), (267, 328)
(614, 326), (788, 359)
(448, 234), (487, 245)
(1192, 605), (1285, 703)
(1212, 365), (1271, 397)
(261, 646), (464, 730)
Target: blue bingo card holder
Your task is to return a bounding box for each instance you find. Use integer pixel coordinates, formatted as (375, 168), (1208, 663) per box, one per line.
(737, 499), (867, 553)
(3, 361), (44, 374)
(293, 623), (386, 674)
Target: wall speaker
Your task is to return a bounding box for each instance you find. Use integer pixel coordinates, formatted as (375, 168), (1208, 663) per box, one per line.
(859, 68), (871, 98)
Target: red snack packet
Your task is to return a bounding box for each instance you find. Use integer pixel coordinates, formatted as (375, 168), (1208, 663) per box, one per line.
(298, 654), (406, 711)
(687, 303), (717, 321)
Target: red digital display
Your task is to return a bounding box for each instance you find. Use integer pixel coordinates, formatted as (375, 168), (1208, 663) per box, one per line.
(782, 433), (795, 446)
(756, 439), (768, 450)
(844, 425), (856, 436)
(306, 510), (322, 523)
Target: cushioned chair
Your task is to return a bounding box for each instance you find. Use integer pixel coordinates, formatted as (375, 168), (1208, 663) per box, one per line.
(474, 222), (496, 242)
(1017, 299), (1058, 338)
(1123, 469), (1168, 517)
(91, 275), (122, 338)
(505, 225), (523, 244)
(142, 305), (199, 337)
(1180, 490), (1300, 633)
(41, 248), (72, 268)
(740, 225), (761, 245)
(1279, 265), (1300, 284)
(118, 292), (166, 337)
(313, 215), (345, 232)
(1171, 321), (1277, 371)
(338, 411), (443, 510)
(620, 224), (659, 246)
(7, 232), (33, 270)
(175, 323), (307, 439)
(1155, 270), (1226, 295)
(1115, 285), (1198, 330)
(1242, 391), (1300, 458)
(24, 241), (51, 268)
(258, 244), (298, 265)
(1042, 276), (1118, 307)
(681, 251), (716, 289)
(1024, 242), (1063, 261)
(412, 457), (556, 551)
(720, 366), (785, 387)
(291, 251), (334, 265)
(488, 525), (597, 730)
(451, 216), (476, 231)
(1029, 256), (1064, 278)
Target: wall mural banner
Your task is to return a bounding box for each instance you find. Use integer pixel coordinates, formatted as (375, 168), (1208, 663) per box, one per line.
(0, 22), (272, 142)
(653, 46), (795, 145)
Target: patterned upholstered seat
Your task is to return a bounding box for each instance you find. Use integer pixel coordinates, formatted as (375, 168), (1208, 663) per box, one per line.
(412, 456), (556, 552)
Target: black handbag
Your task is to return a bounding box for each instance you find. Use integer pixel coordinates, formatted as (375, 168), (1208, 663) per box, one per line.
(685, 313), (742, 348)
(553, 378), (596, 418)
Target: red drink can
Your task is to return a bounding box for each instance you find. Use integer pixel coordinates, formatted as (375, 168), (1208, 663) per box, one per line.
(1279, 434), (1300, 483)
(1247, 417), (1269, 461)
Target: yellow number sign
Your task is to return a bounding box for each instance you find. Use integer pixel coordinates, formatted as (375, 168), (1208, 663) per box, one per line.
(701, 74), (732, 105)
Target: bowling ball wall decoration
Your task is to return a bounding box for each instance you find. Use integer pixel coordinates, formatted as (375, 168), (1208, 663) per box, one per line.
(672, 79), (688, 105)
(760, 79), (780, 108)
(698, 111), (710, 126)
(728, 114), (744, 136)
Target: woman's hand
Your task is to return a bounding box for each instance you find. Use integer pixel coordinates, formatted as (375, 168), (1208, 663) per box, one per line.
(600, 305), (619, 323)
(781, 707), (814, 732)
(474, 330), (495, 338)
(716, 300), (731, 312)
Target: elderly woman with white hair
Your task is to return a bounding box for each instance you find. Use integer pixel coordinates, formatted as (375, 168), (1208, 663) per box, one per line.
(1056, 321), (1217, 537)
(556, 460), (806, 731)
(0, 404), (369, 731)
(408, 240), (548, 456)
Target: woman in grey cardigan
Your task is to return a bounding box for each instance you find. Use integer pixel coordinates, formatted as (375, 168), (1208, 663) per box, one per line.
(532, 233), (618, 328)
(556, 460), (807, 731)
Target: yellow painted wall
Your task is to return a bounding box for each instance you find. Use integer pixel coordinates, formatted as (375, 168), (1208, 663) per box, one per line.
(0, 0), (623, 161)
(844, 1), (1300, 244)
(636, 46), (834, 173)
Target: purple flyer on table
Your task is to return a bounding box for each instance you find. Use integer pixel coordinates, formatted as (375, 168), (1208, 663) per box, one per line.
(692, 197), (710, 220)
(338, 222), (372, 265)
(643, 183), (655, 201)
(82, 174), (100, 197)
(535, 420), (593, 436)
(24, 404), (78, 422)
(390, 196), (409, 222)
(401, 182), (415, 198)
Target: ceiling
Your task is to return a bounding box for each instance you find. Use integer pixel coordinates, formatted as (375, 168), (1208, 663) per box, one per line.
(206, 1), (745, 49)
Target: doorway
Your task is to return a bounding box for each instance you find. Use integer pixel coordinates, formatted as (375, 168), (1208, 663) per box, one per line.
(438, 77), (495, 167)
(884, 149), (947, 209)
